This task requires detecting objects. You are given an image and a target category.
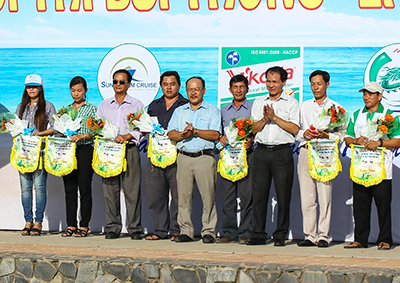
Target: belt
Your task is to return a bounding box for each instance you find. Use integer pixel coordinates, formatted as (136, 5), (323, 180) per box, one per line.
(178, 149), (214, 158)
(126, 143), (137, 148)
(257, 143), (291, 151)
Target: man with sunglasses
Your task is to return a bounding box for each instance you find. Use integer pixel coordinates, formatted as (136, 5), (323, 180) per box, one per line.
(97, 69), (144, 240)
(168, 76), (221, 244)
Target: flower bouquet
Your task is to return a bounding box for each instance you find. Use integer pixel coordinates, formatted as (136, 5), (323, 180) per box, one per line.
(360, 113), (399, 141)
(218, 116), (253, 149)
(313, 104), (349, 133)
(127, 109), (164, 135)
(53, 106), (82, 138)
(55, 105), (78, 120)
(0, 112), (14, 133)
(87, 115), (119, 140)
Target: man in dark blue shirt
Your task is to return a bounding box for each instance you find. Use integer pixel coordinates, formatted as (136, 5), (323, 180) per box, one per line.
(145, 71), (188, 240)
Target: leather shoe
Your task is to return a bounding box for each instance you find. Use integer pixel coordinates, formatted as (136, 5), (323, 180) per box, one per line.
(297, 240), (317, 247)
(175, 234), (193, 243)
(274, 239), (286, 246)
(105, 232), (119, 239)
(131, 232), (142, 240)
(318, 240), (329, 248)
(238, 236), (249, 245)
(246, 237), (266, 245)
(217, 236), (236, 243)
(202, 235), (216, 243)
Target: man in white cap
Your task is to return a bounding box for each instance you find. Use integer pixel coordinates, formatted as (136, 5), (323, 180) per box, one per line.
(344, 81), (400, 250)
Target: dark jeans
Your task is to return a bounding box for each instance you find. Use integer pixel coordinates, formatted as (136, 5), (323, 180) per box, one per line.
(353, 180), (392, 247)
(251, 145), (294, 240)
(62, 144), (94, 228)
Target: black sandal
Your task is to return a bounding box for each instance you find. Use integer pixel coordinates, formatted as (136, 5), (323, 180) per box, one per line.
(75, 228), (89, 237)
(21, 227), (31, 236)
(30, 223), (42, 236)
(62, 227), (77, 237)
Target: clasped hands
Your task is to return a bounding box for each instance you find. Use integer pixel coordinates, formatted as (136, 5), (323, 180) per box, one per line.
(262, 104), (277, 122)
(180, 122), (195, 138)
(354, 136), (380, 150)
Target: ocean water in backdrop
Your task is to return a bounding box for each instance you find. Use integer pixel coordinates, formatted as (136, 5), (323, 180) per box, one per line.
(0, 47), (380, 114)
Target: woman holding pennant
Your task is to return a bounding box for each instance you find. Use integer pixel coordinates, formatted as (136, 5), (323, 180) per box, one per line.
(60, 76), (97, 237)
(15, 74), (56, 236)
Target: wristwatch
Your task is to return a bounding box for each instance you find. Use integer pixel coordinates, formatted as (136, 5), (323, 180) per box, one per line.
(379, 139), (383, 147)
(193, 129), (198, 137)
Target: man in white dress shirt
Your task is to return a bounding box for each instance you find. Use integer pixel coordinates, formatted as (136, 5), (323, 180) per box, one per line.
(247, 66), (300, 246)
(296, 70), (345, 248)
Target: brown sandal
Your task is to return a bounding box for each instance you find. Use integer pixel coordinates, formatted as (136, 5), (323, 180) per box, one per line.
(378, 242), (391, 250)
(344, 241), (365, 249)
(75, 228), (89, 237)
(170, 234), (179, 241)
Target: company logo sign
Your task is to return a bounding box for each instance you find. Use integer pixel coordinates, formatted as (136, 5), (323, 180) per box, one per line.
(226, 50), (240, 66)
(365, 43), (400, 113)
(97, 43), (160, 107)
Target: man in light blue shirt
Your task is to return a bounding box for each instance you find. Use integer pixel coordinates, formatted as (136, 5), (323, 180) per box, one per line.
(168, 76), (221, 243)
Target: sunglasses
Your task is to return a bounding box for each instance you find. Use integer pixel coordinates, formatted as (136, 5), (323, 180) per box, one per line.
(113, 80), (128, 85)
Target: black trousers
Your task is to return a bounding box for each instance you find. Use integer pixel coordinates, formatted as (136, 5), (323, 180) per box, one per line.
(251, 145), (294, 240)
(353, 180), (392, 247)
(62, 144), (94, 228)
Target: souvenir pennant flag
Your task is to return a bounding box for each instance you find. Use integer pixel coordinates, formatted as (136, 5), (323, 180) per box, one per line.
(307, 140), (341, 182)
(350, 144), (386, 187)
(44, 137), (77, 176)
(148, 133), (177, 168)
(92, 136), (127, 178)
(218, 140), (248, 182)
(10, 135), (42, 174)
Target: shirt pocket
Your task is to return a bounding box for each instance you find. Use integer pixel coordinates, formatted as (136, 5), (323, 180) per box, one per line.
(277, 109), (290, 121)
(196, 117), (209, 129)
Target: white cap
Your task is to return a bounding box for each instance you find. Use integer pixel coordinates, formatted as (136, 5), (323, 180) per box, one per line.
(359, 81), (383, 94)
(24, 74), (43, 86)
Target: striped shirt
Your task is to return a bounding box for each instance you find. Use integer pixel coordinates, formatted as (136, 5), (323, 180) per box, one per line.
(69, 101), (97, 145)
(16, 100), (56, 134)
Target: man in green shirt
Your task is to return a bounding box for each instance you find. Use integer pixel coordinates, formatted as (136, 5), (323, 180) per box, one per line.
(344, 82), (400, 250)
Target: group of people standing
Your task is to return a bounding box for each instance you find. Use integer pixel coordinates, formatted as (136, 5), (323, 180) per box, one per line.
(16, 66), (400, 250)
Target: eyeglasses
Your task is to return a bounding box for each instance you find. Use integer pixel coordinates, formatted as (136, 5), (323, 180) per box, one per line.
(26, 85), (41, 89)
(113, 80), (128, 85)
(186, 88), (204, 93)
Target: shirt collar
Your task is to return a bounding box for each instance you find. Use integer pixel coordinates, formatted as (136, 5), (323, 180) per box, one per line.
(264, 92), (289, 101)
(312, 96), (330, 107)
(110, 94), (131, 105)
(362, 103), (384, 114)
(183, 100), (207, 110)
(227, 98), (250, 110)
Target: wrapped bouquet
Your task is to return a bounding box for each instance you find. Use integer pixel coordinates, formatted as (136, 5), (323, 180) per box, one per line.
(53, 106), (81, 138)
(360, 113), (398, 141)
(313, 104), (349, 133)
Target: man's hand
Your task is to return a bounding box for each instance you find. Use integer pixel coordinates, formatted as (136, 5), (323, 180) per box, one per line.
(265, 104), (277, 121)
(244, 136), (253, 150)
(219, 135), (229, 146)
(180, 122), (194, 138)
(262, 105), (270, 122)
(316, 129), (329, 139)
(114, 134), (130, 144)
(364, 140), (380, 150)
(303, 129), (318, 140)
